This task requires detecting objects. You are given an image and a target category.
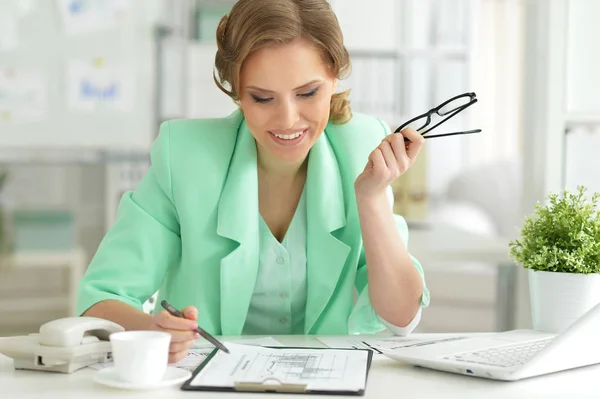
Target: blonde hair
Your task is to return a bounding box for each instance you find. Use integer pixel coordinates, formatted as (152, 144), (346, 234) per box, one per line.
(214, 0), (352, 124)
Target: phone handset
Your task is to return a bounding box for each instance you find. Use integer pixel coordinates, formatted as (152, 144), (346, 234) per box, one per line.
(0, 316), (125, 373)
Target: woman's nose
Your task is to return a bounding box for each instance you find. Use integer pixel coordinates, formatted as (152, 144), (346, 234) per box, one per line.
(277, 99), (300, 128)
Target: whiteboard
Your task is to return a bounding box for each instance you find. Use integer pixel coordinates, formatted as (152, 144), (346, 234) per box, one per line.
(0, 0), (159, 151)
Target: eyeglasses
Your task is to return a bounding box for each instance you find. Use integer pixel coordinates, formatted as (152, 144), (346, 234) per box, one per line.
(395, 92), (482, 141)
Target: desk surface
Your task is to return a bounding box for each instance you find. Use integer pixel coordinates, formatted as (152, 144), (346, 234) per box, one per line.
(2, 334), (599, 399)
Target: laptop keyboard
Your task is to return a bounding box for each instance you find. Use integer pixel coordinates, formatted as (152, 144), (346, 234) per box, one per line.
(444, 338), (554, 368)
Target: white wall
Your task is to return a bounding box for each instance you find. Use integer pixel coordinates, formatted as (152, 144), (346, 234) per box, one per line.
(522, 0), (600, 207)
(565, 0), (600, 116)
(329, 0), (399, 51)
(565, 126), (600, 195)
(563, 0), (600, 195)
(470, 0), (524, 167)
(185, 43), (238, 119)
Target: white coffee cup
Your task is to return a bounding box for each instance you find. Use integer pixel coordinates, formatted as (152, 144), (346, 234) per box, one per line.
(109, 331), (171, 385)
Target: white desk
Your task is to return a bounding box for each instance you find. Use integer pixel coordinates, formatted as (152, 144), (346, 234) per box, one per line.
(408, 223), (517, 331)
(1, 334), (599, 399)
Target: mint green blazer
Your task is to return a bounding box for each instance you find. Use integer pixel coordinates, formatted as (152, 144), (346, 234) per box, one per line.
(76, 109), (429, 336)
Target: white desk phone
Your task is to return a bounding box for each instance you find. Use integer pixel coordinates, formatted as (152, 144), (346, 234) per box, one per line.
(0, 317), (124, 373)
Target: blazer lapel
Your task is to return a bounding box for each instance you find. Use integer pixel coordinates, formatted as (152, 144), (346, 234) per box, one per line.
(304, 133), (351, 333)
(216, 121), (260, 335)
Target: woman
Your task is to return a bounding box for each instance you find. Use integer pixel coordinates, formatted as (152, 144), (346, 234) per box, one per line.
(77, 0), (430, 363)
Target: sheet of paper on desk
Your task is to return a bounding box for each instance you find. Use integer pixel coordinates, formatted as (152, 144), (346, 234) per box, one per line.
(173, 347), (213, 371)
(179, 337), (283, 372)
(88, 336), (283, 372)
(180, 337), (284, 371)
(189, 342), (369, 392)
(317, 335), (468, 354)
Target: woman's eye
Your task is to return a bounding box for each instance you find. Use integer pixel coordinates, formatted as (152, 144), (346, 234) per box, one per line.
(251, 94), (272, 103)
(299, 88), (319, 98)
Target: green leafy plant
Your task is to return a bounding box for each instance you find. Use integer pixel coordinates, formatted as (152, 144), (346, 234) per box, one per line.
(509, 186), (600, 274)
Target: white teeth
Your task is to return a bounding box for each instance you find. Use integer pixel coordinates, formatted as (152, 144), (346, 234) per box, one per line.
(273, 131), (303, 140)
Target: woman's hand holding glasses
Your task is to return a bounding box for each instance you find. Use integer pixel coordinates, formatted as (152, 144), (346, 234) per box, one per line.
(355, 127), (425, 201)
(354, 91), (482, 202)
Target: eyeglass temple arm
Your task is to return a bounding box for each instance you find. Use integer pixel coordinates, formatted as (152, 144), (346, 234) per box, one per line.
(403, 129), (481, 142)
(423, 129), (482, 139)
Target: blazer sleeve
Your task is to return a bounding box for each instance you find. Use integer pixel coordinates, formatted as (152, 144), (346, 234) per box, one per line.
(76, 122), (181, 316)
(347, 118), (430, 335)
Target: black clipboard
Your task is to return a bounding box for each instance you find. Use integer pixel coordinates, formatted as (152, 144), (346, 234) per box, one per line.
(180, 346), (374, 395)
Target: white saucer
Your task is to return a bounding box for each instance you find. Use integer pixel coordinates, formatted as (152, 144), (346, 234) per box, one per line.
(93, 366), (192, 390)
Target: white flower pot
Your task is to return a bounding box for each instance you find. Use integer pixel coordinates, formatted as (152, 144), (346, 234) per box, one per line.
(528, 269), (600, 333)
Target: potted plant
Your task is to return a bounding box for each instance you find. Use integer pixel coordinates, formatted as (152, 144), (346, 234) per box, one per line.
(509, 185), (600, 333)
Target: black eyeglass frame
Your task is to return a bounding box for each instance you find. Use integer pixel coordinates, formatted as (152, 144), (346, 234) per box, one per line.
(395, 92), (482, 140)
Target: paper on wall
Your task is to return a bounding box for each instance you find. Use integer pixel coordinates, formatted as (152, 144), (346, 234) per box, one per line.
(66, 58), (134, 112)
(55, 0), (128, 35)
(0, 68), (47, 123)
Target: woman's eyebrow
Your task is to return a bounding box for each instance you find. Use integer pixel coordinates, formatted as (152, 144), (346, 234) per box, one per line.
(245, 79), (322, 94)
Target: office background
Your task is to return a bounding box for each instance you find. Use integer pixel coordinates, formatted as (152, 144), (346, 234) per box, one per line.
(0, 0), (598, 336)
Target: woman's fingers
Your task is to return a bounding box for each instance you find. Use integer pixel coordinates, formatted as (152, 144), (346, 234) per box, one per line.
(378, 140), (397, 172)
(169, 329), (199, 343)
(149, 306), (202, 364)
(368, 148), (386, 177)
(169, 350), (189, 364)
(181, 306), (198, 321)
(386, 133), (411, 173)
(169, 337), (197, 354)
(155, 310), (198, 331)
(397, 127), (425, 160)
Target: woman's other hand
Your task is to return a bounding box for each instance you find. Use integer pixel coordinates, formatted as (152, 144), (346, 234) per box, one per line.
(149, 305), (200, 363)
(354, 127), (424, 202)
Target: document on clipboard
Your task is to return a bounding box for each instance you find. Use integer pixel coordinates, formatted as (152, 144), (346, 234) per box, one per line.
(181, 342), (373, 395)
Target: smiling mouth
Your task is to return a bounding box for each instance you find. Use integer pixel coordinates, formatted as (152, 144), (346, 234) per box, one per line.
(272, 131), (304, 140)
(268, 129), (308, 144)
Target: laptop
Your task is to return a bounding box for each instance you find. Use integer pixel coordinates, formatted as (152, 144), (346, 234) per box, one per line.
(380, 302), (600, 381)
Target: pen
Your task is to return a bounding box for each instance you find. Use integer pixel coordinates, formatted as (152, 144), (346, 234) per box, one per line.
(160, 300), (230, 354)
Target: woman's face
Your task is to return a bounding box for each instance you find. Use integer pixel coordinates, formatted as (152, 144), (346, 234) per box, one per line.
(238, 38), (337, 170)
